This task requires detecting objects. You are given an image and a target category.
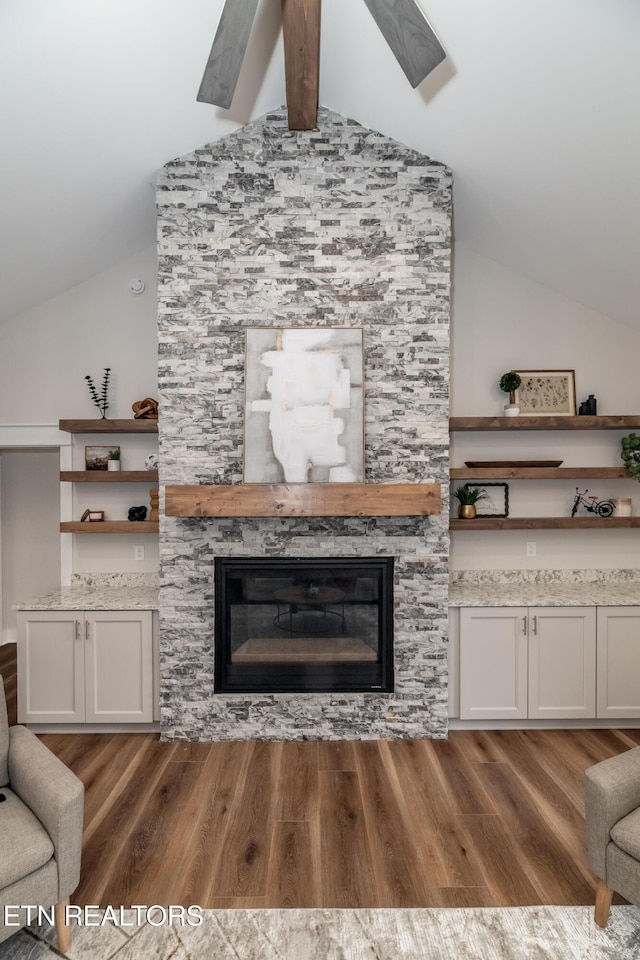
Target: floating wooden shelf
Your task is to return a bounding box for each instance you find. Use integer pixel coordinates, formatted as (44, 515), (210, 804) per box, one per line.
(450, 517), (640, 531)
(450, 467), (629, 480)
(60, 521), (159, 534)
(59, 419), (158, 433)
(60, 471), (159, 483)
(450, 416), (640, 431)
(165, 483), (441, 518)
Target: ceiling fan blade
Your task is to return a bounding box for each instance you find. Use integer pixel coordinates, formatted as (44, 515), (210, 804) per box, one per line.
(197, 0), (260, 108)
(361, 0), (446, 87)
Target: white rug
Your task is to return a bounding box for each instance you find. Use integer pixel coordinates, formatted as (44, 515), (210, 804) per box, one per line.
(1, 906), (640, 959)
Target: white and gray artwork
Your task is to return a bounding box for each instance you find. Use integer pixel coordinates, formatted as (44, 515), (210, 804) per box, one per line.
(244, 328), (364, 483)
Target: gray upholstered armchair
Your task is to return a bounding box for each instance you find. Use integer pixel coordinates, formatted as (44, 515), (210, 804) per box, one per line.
(585, 745), (640, 926)
(0, 675), (84, 952)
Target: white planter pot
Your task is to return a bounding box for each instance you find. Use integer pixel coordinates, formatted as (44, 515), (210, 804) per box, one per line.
(107, 460), (121, 471)
(503, 404), (520, 417)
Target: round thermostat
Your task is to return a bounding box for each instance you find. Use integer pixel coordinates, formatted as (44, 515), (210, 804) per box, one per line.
(129, 278), (146, 295)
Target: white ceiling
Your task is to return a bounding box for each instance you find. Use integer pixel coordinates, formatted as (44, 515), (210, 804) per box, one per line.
(1, 0), (638, 326)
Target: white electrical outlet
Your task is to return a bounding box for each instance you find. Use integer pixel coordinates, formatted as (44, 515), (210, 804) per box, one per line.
(526, 541), (537, 557)
(134, 545), (145, 561)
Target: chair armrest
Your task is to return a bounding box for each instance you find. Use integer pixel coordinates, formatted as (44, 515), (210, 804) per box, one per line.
(585, 745), (640, 879)
(8, 726), (84, 899)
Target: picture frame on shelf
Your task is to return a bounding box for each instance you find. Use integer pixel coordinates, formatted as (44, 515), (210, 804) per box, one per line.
(513, 370), (576, 416)
(463, 482), (509, 518)
(80, 509), (105, 522)
(85, 445), (120, 471)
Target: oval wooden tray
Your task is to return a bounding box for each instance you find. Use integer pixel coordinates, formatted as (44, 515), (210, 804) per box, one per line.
(464, 460), (563, 468)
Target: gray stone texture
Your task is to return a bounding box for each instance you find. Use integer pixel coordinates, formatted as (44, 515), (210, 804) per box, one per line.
(5, 907), (640, 960)
(156, 106), (452, 740)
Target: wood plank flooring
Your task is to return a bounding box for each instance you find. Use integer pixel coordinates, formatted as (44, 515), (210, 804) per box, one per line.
(2, 644), (638, 909)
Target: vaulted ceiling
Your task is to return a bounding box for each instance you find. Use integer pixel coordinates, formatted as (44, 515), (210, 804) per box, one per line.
(1, 0), (638, 326)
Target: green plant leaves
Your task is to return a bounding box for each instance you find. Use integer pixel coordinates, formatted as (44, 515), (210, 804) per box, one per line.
(621, 433), (640, 481)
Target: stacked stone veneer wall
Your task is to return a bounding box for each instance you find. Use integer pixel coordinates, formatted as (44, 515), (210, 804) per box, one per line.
(157, 107), (452, 740)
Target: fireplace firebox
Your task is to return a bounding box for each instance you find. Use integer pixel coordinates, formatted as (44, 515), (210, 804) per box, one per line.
(214, 557), (394, 693)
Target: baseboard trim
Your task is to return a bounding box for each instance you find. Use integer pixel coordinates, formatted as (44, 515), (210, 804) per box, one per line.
(449, 717), (640, 730)
(23, 722), (160, 734)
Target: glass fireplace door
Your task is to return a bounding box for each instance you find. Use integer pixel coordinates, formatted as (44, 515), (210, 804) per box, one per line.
(214, 557), (394, 693)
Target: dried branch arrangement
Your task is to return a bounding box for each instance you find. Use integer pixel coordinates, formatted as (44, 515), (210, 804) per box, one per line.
(85, 368), (111, 418)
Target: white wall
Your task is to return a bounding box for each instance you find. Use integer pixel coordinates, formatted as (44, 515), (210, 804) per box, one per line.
(0, 246), (157, 421)
(0, 246), (159, 575)
(451, 243), (640, 570)
(0, 450), (60, 641)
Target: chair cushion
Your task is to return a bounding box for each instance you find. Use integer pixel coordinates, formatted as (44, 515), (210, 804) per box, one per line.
(611, 807), (640, 862)
(0, 787), (54, 888)
(0, 678), (9, 787)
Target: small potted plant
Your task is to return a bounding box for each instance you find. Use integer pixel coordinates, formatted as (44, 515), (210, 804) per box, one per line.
(454, 485), (486, 519)
(107, 449), (121, 472)
(499, 371), (522, 417)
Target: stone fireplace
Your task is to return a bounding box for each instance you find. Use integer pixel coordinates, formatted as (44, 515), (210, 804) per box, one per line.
(157, 107), (452, 740)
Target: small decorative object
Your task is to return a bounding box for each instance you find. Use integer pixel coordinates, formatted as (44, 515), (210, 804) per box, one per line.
(80, 509), (91, 522)
(463, 482), (509, 519)
(132, 397), (158, 419)
(128, 506), (148, 521)
(453, 485), (487, 520)
(88, 510), (105, 522)
(107, 449), (121, 471)
(513, 370), (577, 416)
(570, 488), (615, 518)
(612, 498), (632, 518)
(145, 453), (159, 471)
(621, 433), (640, 481)
(579, 395), (598, 416)
(499, 371), (522, 417)
(85, 446), (120, 471)
(84, 368), (111, 419)
(149, 489), (159, 522)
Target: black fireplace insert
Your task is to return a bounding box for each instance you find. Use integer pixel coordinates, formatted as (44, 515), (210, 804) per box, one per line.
(214, 557), (394, 693)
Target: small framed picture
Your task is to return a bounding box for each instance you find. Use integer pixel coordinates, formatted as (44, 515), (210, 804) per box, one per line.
(463, 483), (509, 518)
(513, 370), (576, 416)
(88, 510), (105, 522)
(85, 446), (120, 471)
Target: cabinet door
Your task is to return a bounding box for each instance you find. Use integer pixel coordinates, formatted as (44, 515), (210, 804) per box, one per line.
(528, 607), (596, 720)
(84, 611), (153, 722)
(459, 607), (528, 720)
(597, 607), (640, 719)
(17, 611), (85, 723)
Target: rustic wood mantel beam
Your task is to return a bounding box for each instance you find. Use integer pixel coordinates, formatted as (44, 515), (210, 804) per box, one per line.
(165, 482), (441, 518)
(282, 0), (321, 130)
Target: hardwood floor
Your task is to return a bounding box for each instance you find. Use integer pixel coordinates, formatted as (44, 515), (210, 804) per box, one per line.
(2, 644), (638, 909)
(0, 642), (17, 725)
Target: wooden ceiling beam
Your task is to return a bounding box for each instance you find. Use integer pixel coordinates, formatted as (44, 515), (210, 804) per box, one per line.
(282, 0), (321, 130)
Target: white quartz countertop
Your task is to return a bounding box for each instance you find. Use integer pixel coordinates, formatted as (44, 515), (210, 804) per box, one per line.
(449, 582), (640, 608)
(14, 585), (158, 611)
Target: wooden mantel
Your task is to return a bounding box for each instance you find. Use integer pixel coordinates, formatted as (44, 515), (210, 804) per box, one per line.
(165, 483), (441, 519)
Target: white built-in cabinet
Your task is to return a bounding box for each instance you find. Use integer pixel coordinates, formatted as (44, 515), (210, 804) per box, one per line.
(459, 608), (528, 721)
(17, 610), (153, 724)
(527, 607), (596, 719)
(596, 608), (640, 719)
(456, 605), (631, 722)
(459, 606), (596, 721)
